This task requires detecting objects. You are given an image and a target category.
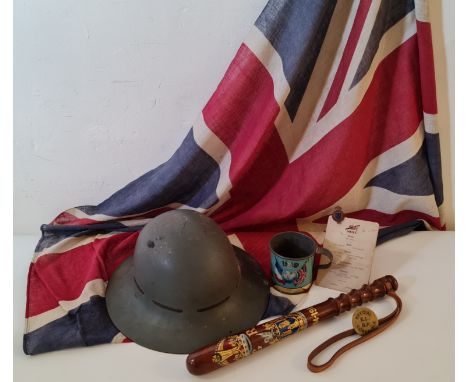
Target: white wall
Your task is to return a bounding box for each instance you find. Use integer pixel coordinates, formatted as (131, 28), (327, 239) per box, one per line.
(14, 0), (455, 234)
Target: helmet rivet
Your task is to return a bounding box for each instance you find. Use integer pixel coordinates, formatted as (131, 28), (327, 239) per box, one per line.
(147, 240), (155, 248)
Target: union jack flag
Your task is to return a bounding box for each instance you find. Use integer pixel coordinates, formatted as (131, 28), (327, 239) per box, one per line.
(24, 0), (444, 355)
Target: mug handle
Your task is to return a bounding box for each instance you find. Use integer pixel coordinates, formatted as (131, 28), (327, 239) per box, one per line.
(316, 247), (333, 269)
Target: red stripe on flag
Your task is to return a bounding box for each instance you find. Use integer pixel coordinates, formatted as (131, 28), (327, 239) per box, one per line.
(225, 220), (299, 236)
(221, 36), (423, 232)
(25, 264), (59, 319)
(318, 0), (372, 120)
(26, 232), (138, 317)
(416, 21), (438, 114)
(52, 212), (100, 226)
(234, 232), (280, 280)
(203, 44), (289, 223)
(203, 43), (280, 147)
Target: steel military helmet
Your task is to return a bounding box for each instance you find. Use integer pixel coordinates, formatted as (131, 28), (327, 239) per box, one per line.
(106, 209), (269, 354)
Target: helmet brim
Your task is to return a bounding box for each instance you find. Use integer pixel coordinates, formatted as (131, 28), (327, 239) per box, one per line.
(105, 245), (270, 354)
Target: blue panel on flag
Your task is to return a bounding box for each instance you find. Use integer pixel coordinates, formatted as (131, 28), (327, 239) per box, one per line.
(425, 132), (444, 206)
(77, 129), (220, 217)
(35, 222), (136, 252)
(261, 294), (295, 319)
(255, 0), (337, 120)
(351, 0), (415, 88)
(378, 220), (426, 244)
(24, 296), (119, 355)
(365, 145), (434, 196)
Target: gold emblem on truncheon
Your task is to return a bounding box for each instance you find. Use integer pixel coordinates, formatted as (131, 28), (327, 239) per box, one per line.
(261, 311), (308, 340)
(308, 307), (319, 325)
(352, 307), (378, 335)
(212, 334), (253, 366)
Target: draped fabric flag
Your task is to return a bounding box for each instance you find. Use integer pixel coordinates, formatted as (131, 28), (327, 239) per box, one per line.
(24, 0), (444, 355)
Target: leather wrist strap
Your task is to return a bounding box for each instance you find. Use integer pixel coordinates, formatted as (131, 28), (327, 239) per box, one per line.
(307, 291), (402, 373)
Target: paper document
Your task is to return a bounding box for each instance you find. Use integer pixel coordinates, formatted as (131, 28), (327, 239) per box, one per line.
(316, 216), (379, 292)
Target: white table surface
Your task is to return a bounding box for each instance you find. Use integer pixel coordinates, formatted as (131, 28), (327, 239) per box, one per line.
(14, 232), (454, 382)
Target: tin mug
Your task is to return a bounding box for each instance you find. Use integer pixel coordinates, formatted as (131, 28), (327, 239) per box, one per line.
(270, 231), (333, 294)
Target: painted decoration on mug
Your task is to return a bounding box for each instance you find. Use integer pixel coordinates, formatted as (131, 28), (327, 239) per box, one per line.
(272, 256), (312, 290)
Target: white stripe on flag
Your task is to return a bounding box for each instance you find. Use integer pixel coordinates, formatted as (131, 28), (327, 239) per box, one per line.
(111, 332), (128, 344)
(364, 188), (440, 217)
(192, 115), (233, 216)
(33, 232), (117, 261)
(423, 112), (439, 134)
(244, 26), (294, 157)
(67, 207), (118, 222)
(244, 26), (291, 110)
(227, 234), (245, 250)
(295, 222), (327, 239)
(414, 0), (430, 22)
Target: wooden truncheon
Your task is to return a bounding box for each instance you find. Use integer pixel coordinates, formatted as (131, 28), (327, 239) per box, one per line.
(186, 275), (399, 375)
